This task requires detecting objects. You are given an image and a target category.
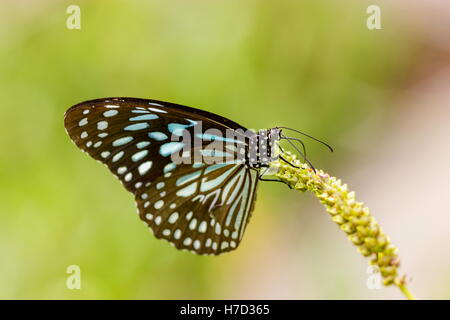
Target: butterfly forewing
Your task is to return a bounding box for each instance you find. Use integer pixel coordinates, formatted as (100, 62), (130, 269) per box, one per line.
(64, 97), (259, 255)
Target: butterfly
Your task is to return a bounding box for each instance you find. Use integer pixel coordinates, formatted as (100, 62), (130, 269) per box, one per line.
(64, 97), (288, 255)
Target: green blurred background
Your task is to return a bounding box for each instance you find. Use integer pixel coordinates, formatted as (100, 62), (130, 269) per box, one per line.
(1, 0), (449, 299)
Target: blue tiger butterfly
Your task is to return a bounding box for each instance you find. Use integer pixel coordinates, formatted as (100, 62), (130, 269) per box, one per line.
(64, 97), (327, 255)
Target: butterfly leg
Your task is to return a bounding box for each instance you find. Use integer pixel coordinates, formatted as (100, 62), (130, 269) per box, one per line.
(258, 166), (293, 189)
(258, 176), (293, 189)
(279, 154), (300, 168)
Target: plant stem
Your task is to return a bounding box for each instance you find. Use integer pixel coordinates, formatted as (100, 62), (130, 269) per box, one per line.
(397, 282), (415, 300)
(270, 151), (415, 300)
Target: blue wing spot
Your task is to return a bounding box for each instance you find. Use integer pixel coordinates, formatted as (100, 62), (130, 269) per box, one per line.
(131, 110), (150, 114)
(204, 163), (231, 174)
(129, 114), (158, 121)
(163, 163), (177, 173)
(168, 119), (197, 136)
(132, 150), (148, 162)
(148, 132), (168, 141)
(176, 171), (202, 186)
(103, 110), (118, 117)
(124, 123), (150, 131)
(176, 182), (198, 197)
(168, 123), (189, 136)
(136, 141), (151, 149)
(159, 142), (185, 157)
(112, 136), (133, 147)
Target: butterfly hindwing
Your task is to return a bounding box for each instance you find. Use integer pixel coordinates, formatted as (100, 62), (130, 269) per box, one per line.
(136, 163), (259, 255)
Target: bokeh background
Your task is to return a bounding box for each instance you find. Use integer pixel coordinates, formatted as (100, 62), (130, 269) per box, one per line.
(1, 0), (449, 299)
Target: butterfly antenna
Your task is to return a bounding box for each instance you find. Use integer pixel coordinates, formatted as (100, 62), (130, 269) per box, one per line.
(282, 136), (316, 171)
(278, 126), (334, 152)
(280, 132), (307, 158)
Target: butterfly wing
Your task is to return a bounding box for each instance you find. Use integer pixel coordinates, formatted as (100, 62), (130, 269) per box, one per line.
(64, 97), (259, 255)
(138, 162), (259, 254)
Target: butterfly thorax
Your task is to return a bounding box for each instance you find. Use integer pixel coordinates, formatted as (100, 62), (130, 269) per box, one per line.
(246, 128), (280, 169)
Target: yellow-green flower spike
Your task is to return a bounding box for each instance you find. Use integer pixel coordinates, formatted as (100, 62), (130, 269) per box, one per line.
(270, 151), (415, 300)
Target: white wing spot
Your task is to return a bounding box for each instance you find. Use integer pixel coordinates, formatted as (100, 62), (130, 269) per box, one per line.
(145, 213), (153, 220)
(148, 102), (164, 107)
(162, 229), (171, 236)
(156, 182), (165, 190)
(112, 151), (124, 162)
(124, 123), (149, 131)
(189, 218), (197, 230)
(124, 172), (133, 182)
(101, 151), (110, 158)
(80, 131), (88, 139)
(138, 161), (152, 175)
(174, 229), (182, 239)
(112, 136), (133, 147)
(103, 110), (118, 117)
(117, 166), (127, 175)
(193, 240), (201, 250)
(154, 216), (162, 225)
(205, 238), (212, 247)
(183, 237), (192, 246)
(198, 221), (207, 233)
(168, 212), (179, 224)
(79, 118), (88, 126)
(132, 150), (148, 162)
(93, 141), (102, 148)
(97, 121), (108, 130)
(148, 107), (166, 113)
(136, 141), (151, 149)
(154, 200), (164, 209)
(215, 224), (222, 235)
